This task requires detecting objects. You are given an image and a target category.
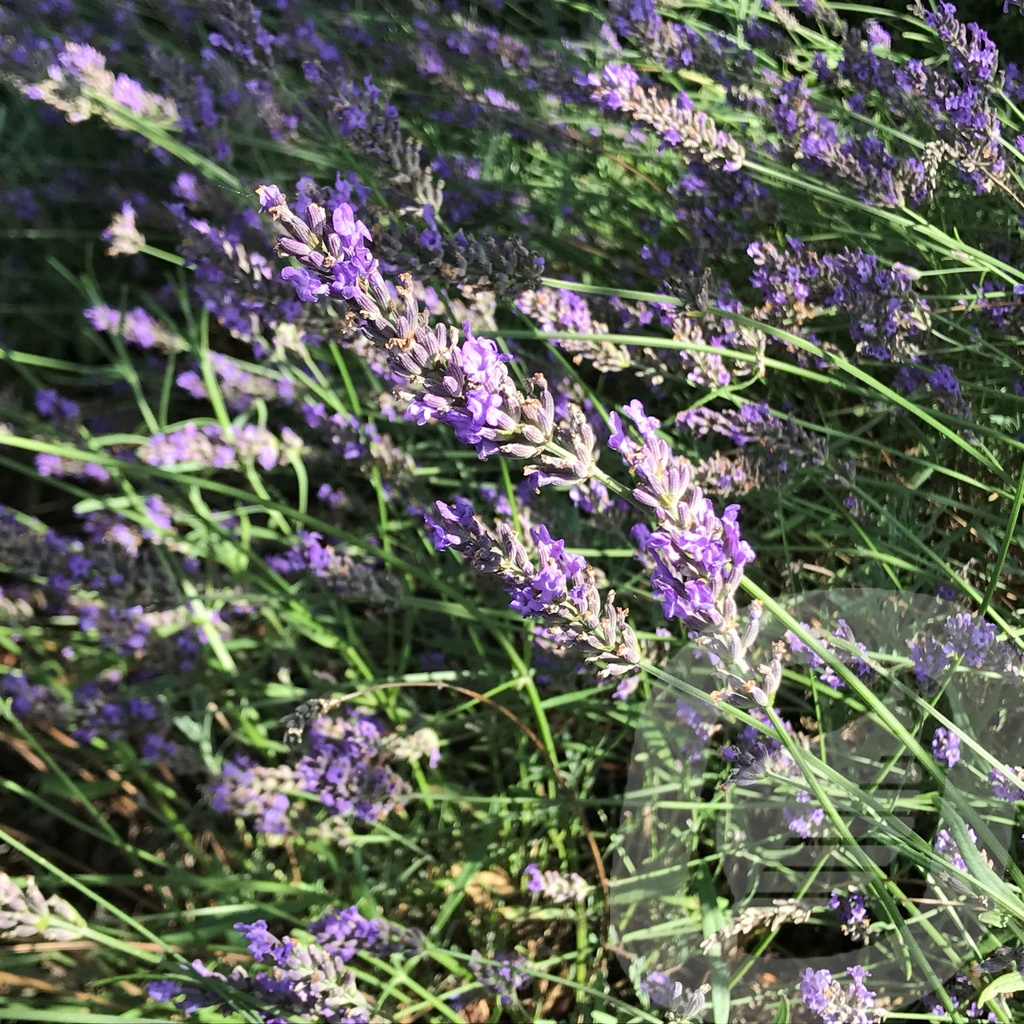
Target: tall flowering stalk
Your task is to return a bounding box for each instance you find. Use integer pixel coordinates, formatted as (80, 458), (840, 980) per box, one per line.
(255, 185), (595, 487)
(423, 497), (641, 694)
(7, 41), (178, 127)
(609, 401), (782, 708)
(150, 910), (385, 1022)
(586, 61), (745, 170)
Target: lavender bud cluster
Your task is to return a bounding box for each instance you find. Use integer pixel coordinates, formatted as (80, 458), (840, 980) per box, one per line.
(257, 185), (597, 485)
(423, 496), (641, 693)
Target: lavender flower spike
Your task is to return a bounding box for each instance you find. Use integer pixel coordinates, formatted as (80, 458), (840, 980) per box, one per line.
(0, 873), (83, 942)
(610, 400), (754, 631)
(257, 185), (597, 487)
(588, 62), (745, 171)
(423, 496), (640, 688)
(12, 42), (178, 127)
(611, 400), (781, 707)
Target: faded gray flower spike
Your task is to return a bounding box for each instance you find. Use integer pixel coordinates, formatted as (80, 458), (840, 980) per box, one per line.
(666, 982), (711, 1023)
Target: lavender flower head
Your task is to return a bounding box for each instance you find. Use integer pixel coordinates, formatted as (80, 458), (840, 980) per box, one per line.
(256, 184), (597, 487)
(829, 890), (871, 944)
(800, 964), (881, 1024)
(422, 496), (641, 692)
(0, 873), (83, 942)
(639, 971), (710, 1021)
(523, 863), (589, 903)
(610, 400), (755, 631)
(13, 41), (178, 127)
(587, 61), (744, 170)
(149, 908), (387, 1021)
(931, 726), (961, 768)
(208, 712), (409, 840)
(467, 949), (530, 1007)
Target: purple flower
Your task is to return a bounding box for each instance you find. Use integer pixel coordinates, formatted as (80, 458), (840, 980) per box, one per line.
(523, 864), (588, 903)
(934, 823), (977, 872)
(258, 187), (583, 480)
(931, 726), (961, 768)
(265, 531), (399, 605)
(139, 422), (301, 472)
(610, 401), (755, 631)
(829, 890), (871, 943)
(84, 304), (185, 353)
(908, 630), (954, 693)
(923, 973), (999, 1022)
(149, 908), (390, 1021)
(784, 790), (828, 838)
(468, 949), (530, 1006)
(747, 239), (929, 362)
(207, 713), (408, 839)
(34, 389), (80, 425)
(587, 61), (744, 170)
(421, 497), (640, 690)
(800, 965), (880, 1023)
(16, 40), (178, 127)
(638, 971), (710, 1018)
(990, 767), (1024, 802)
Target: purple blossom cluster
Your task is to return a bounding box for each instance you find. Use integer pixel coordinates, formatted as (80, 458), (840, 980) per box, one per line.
(1, 658), (197, 769)
(757, 72), (931, 209)
(265, 530), (400, 605)
(908, 611), (1024, 694)
(139, 421), (303, 472)
(177, 352), (297, 411)
(149, 908), (388, 1022)
(257, 186), (595, 485)
(422, 497), (641, 694)
(638, 971), (710, 1020)
(931, 726), (961, 768)
(784, 618), (873, 690)
(934, 823), (978, 873)
(893, 362), (972, 421)
(989, 765), (1024, 803)
(781, 788), (828, 839)
(676, 401), (831, 494)
(829, 890), (870, 945)
(586, 62), (745, 171)
(7, 40), (178, 128)
(3, 0), (1024, 1020)
(84, 303), (186, 353)
(674, 698), (720, 763)
(467, 949), (530, 1007)
(922, 974), (999, 1023)
(800, 964), (880, 1024)
(208, 712), (411, 840)
(610, 401), (755, 632)
(747, 238), (930, 363)
(523, 863), (589, 904)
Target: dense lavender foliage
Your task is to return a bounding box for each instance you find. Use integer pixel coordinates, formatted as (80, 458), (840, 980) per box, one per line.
(1, 0), (1024, 1021)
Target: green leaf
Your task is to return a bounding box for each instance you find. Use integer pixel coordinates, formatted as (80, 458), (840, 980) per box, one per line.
(979, 970), (1024, 1003)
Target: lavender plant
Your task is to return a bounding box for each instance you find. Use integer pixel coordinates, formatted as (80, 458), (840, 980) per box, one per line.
(1, 0), (1024, 1021)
